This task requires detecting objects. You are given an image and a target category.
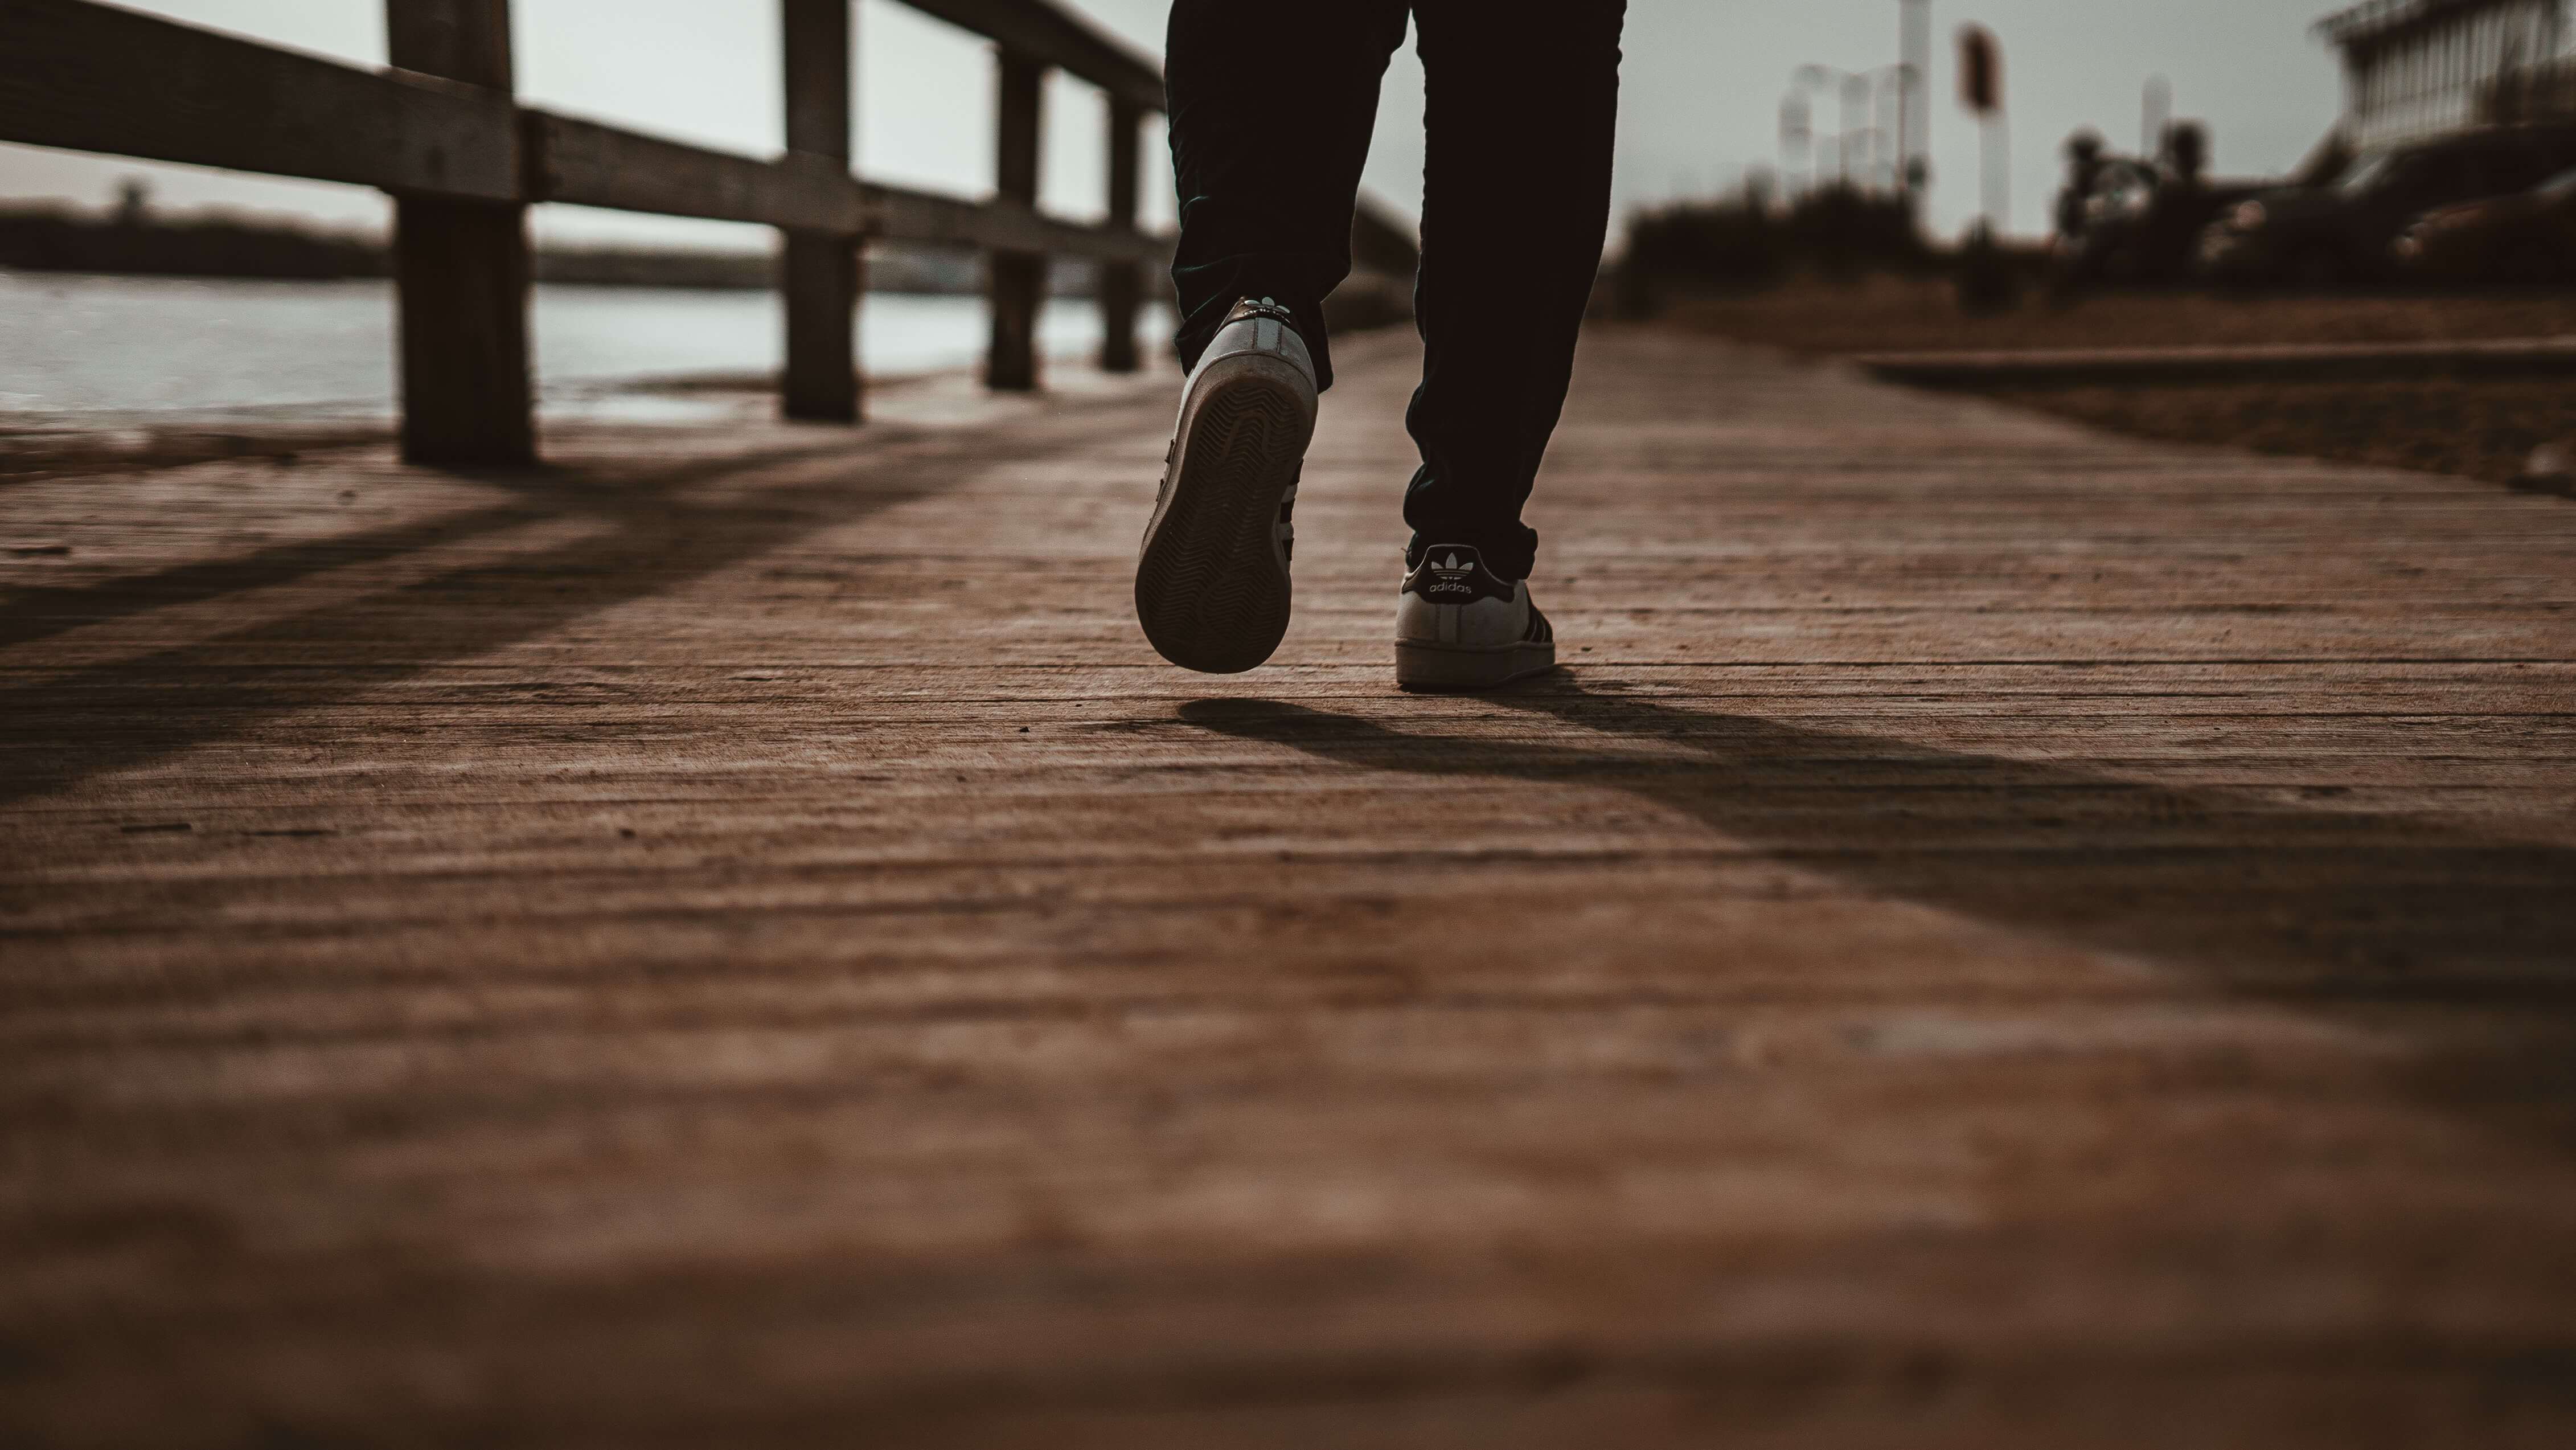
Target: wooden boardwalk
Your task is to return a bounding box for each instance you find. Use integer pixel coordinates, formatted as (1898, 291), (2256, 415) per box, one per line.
(5, 328), (2574, 1448)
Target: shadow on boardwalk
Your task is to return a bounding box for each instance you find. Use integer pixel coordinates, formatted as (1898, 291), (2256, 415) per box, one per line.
(1183, 682), (2576, 1152)
(0, 403), (1156, 810)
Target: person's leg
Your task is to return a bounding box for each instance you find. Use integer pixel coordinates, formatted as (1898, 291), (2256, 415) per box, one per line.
(1138, 2), (1406, 675)
(1401, 0), (1627, 580)
(1164, 0), (1410, 391)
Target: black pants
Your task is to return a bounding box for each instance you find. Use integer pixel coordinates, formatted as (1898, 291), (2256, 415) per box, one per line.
(1164, 0), (1626, 581)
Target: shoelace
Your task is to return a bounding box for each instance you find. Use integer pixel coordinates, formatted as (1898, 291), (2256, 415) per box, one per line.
(1229, 296), (1299, 329)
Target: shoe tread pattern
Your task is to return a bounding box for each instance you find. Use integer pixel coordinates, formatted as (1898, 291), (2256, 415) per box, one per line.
(1135, 372), (1308, 673)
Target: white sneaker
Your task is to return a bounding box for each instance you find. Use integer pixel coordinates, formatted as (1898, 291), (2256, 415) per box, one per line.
(1134, 297), (1318, 674)
(1394, 544), (1557, 690)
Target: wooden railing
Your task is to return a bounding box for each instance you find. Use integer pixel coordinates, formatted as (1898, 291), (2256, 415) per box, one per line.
(0, 0), (1416, 464)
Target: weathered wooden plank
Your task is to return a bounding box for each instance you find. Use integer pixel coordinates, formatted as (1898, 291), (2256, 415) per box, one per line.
(1097, 97), (1145, 374)
(389, 197), (532, 464)
(385, 0), (512, 88)
(780, 0), (850, 165)
(985, 50), (1046, 392)
(386, 0), (531, 466)
(514, 117), (1162, 260)
(526, 111), (865, 234)
(903, 0), (1164, 113)
(778, 0), (859, 424)
(865, 182), (1165, 261)
(0, 0), (518, 198)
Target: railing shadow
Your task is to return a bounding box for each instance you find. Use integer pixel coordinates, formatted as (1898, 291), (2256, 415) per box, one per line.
(1178, 678), (2576, 1153)
(1, 504), (536, 653)
(0, 408), (1150, 809)
(0, 435), (878, 657)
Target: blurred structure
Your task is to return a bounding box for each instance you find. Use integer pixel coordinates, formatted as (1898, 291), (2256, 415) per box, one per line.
(1618, 179), (1931, 310)
(2393, 161), (2576, 278)
(2054, 128), (2110, 243)
(2318, 0), (2568, 148)
(0, 190), (383, 280)
(2201, 118), (2576, 285)
(2050, 119), (2268, 290)
(2485, 41), (2576, 119)
(1775, 3), (1930, 204)
(2037, 4), (2576, 292)
(1790, 62), (1910, 195)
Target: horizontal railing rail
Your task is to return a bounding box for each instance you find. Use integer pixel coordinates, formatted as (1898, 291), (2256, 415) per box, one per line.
(904, 0), (1164, 112)
(3, 0), (525, 202)
(0, 0), (1418, 464)
(0, 0), (1168, 257)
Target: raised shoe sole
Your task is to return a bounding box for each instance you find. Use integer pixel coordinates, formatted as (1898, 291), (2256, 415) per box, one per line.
(1394, 637), (1558, 692)
(1134, 353), (1312, 674)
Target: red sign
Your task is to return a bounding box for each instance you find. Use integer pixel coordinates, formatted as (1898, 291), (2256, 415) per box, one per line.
(1959, 25), (2001, 114)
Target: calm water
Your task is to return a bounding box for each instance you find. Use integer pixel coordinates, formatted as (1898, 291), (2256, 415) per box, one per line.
(0, 270), (1163, 415)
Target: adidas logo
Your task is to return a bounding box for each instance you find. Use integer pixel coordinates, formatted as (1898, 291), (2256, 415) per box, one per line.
(1423, 551), (1476, 596)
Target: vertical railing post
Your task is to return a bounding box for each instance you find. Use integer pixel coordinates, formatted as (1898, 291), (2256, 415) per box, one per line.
(780, 0), (859, 423)
(986, 51), (1045, 392)
(1097, 97), (1142, 374)
(384, 0), (532, 465)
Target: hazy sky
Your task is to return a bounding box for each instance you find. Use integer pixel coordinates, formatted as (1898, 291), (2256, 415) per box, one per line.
(0, 1), (2360, 248)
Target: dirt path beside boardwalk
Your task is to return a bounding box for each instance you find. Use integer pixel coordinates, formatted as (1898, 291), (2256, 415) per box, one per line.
(1970, 370), (2576, 486)
(1665, 273), (2576, 353)
(1670, 275), (2576, 484)
(3, 327), (2573, 1447)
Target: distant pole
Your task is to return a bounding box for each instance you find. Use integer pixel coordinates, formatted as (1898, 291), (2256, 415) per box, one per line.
(1899, 0), (1931, 199)
(2141, 73), (2171, 158)
(1779, 91), (1813, 196)
(1892, 11), (1908, 194)
(1985, 106), (2009, 229)
(384, 0), (532, 465)
(1841, 74), (1869, 186)
(780, 0), (859, 423)
(1885, 69), (1906, 193)
(1958, 23), (2005, 232)
(1874, 69), (1899, 191)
